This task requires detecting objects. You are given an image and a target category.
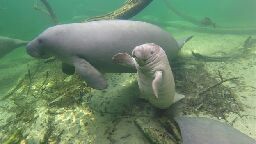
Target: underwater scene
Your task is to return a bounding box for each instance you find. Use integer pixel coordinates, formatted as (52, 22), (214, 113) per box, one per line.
(0, 0), (256, 143)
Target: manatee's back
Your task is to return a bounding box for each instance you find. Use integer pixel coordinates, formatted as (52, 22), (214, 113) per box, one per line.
(54, 20), (179, 60)
(42, 20), (180, 72)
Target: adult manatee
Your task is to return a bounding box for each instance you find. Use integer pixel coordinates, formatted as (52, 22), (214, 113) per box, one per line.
(26, 20), (192, 89)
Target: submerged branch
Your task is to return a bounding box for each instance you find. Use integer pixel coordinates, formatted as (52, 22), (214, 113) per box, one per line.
(191, 51), (232, 62)
(85, 0), (153, 21)
(40, 0), (58, 24)
(34, 0), (58, 24)
(33, 2), (50, 16)
(199, 77), (239, 95)
(163, 0), (216, 28)
(191, 36), (255, 62)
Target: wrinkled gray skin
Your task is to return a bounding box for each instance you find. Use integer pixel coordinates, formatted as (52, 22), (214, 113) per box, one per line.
(26, 20), (190, 90)
(113, 43), (184, 109)
(0, 36), (28, 58)
(175, 117), (256, 144)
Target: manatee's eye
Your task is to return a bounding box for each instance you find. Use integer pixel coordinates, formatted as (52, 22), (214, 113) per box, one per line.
(150, 51), (154, 55)
(38, 38), (43, 44)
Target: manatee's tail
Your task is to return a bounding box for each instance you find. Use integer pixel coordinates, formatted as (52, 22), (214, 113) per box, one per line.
(177, 35), (193, 48)
(0, 36), (28, 59)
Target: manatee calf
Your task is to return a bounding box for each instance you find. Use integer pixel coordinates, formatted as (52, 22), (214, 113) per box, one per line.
(0, 36), (28, 58)
(113, 43), (184, 109)
(26, 20), (192, 89)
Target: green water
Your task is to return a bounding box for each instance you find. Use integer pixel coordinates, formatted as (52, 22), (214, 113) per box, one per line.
(0, 0), (256, 143)
(1, 0), (255, 38)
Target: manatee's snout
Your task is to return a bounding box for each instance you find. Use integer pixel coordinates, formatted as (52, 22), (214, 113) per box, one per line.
(26, 41), (39, 58)
(132, 46), (147, 66)
(26, 39), (50, 59)
(132, 43), (161, 66)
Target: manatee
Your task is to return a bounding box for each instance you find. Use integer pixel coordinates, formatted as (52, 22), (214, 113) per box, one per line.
(113, 43), (184, 109)
(0, 36), (28, 58)
(26, 20), (192, 90)
(135, 116), (256, 144)
(175, 117), (256, 144)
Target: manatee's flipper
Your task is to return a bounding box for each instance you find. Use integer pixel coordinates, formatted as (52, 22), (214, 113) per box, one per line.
(112, 53), (136, 69)
(152, 71), (163, 99)
(177, 35), (193, 48)
(173, 93), (185, 103)
(73, 58), (107, 90)
(62, 63), (75, 75)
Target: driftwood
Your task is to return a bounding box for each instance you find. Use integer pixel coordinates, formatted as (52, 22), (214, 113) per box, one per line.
(191, 36), (255, 62)
(33, 0), (58, 24)
(198, 77), (239, 95)
(86, 0), (153, 21)
(163, 0), (216, 28)
(40, 0), (58, 24)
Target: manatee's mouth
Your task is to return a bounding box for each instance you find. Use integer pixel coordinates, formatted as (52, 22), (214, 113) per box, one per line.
(135, 58), (147, 66)
(26, 42), (50, 59)
(132, 55), (147, 66)
(132, 50), (147, 66)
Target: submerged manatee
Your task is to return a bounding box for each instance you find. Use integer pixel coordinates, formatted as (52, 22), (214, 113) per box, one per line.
(26, 20), (192, 89)
(113, 43), (184, 109)
(136, 116), (256, 144)
(0, 36), (28, 58)
(175, 117), (256, 144)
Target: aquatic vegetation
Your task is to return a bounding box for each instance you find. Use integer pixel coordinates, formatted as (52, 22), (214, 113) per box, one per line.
(0, 60), (92, 142)
(173, 58), (243, 119)
(2, 129), (23, 144)
(0, 60), (138, 143)
(0, 53), (248, 143)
